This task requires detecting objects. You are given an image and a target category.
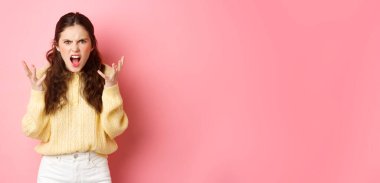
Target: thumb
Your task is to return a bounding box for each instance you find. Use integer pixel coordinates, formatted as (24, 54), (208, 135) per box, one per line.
(36, 74), (47, 86)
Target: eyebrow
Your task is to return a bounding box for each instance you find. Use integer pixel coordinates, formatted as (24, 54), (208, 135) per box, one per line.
(62, 38), (90, 41)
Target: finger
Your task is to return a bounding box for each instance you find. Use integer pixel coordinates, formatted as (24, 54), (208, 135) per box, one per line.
(36, 74), (46, 86)
(97, 70), (107, 80)
(112, 63), (118, 76)
(118, 56), (125, 73)
(121, 56), (124, 68)
(22, 61), (32, 77)
(31, 65), (37, 81)
(112, 63), (117, 71)
(117, 57), (123, 72)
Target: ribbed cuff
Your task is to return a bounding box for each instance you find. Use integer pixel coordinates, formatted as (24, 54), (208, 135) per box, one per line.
(103, 84), (120, 94)
(28, 89), (45, 110)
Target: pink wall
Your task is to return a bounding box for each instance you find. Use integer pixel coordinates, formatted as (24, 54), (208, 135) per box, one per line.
(1, 0), (380, 182)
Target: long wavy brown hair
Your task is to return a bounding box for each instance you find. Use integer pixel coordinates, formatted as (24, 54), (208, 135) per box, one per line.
(44, 12), (105, 115)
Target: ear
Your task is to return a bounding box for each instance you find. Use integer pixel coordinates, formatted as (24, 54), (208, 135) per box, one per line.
(54, 41), (60, 52)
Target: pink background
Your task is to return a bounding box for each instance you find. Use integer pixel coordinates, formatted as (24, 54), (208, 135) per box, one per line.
(1, 0), (380, 182)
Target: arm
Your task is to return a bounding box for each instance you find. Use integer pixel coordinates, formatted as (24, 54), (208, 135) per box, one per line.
(21, 63), (50, 142)
(98, 57), (128, 139)
(21, 90), (50, 142)
(100, 84), (129, 139)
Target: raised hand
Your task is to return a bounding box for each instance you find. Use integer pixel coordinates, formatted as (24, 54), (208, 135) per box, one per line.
(97, 56), (124, 87)
(22, 61), (47, 91)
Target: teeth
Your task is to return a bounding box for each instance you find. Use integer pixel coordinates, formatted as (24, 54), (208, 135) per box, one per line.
(71, 55), (80, 58)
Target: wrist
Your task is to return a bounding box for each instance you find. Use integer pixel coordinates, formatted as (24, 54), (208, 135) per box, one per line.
(32, 86), (44, 91)
(104, 81), (117, 87)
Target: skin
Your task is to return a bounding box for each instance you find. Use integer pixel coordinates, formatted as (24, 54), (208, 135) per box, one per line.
(56, 24), (94, 73)
(22, 24), (124, 90)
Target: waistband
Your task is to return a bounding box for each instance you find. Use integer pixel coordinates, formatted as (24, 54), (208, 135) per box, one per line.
(43, 152), (106, 161)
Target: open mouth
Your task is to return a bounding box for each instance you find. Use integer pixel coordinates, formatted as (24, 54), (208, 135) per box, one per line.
(70, 55), (81, 67)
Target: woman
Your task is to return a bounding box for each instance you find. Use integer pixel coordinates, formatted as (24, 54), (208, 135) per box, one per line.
(21, 12), (128, 182)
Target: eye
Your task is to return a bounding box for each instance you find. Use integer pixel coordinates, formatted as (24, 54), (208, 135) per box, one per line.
(63, 40), (72, 45)
(79, 40), (87, 44)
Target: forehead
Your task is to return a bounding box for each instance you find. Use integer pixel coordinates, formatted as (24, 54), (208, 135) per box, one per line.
(59, 24), (90, 40)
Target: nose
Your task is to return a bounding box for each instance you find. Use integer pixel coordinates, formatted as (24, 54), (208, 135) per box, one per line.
(71, 43), (79, 52)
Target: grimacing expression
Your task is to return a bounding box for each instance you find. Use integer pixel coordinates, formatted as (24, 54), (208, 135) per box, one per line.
(56, 24), (93, 72)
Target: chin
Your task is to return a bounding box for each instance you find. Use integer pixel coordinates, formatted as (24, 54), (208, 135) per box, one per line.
(67, 66), (83, 73)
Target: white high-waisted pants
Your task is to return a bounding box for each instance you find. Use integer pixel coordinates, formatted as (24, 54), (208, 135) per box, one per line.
(37, 152), (111, 183)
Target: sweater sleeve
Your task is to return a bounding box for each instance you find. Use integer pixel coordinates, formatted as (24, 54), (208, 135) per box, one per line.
(100, 84), (129, 139)
(21, 89), (51, 142)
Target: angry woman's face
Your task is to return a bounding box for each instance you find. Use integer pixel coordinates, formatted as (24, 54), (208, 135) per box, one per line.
(56, 24), (93, 73)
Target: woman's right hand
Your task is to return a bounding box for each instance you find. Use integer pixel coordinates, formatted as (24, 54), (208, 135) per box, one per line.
(22, 61), (47, 91)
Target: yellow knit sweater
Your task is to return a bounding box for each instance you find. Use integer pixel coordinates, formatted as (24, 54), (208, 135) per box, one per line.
(22, 65), (128, 156)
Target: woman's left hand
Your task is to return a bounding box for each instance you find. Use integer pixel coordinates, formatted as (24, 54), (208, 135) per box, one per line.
(97, 56), (124, 87)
